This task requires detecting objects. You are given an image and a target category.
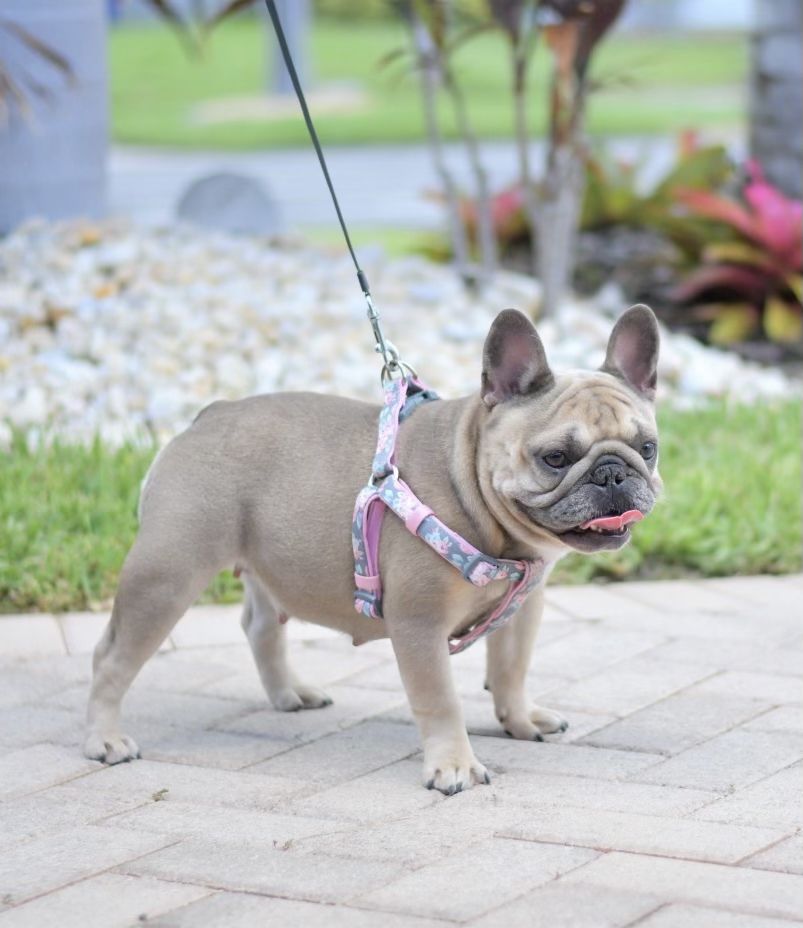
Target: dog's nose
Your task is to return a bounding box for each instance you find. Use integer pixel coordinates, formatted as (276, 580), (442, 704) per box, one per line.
(590, 455), (628, 488)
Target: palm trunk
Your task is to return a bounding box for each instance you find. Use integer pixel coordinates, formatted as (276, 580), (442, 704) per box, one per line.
(534, 46), (588, 319)
(534, 142), (584, 319)
(411, 14), (471, 282)
(444, 70), (497, 283)
(512, 55), (539, 280)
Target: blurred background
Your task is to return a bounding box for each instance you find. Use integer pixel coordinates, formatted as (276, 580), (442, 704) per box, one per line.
(0, 1), (800, 612)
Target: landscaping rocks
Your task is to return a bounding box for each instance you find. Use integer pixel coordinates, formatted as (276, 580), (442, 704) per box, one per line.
(0, 219), (796, 447)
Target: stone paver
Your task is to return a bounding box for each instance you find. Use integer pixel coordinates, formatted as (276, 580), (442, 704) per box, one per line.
(147, 893), (454, 928)
(692, 763), (803, 830)
(467, 882), (661, 928)
(0, 826), (176, 906)
(351, 838), (599, 922)
(0, 874), (210, 928)
(742, 834), (803, 875)
(632, 904), (803, 928)
(559, 851), (803, 921)
(633, 728), (803, 792)
(497, 806), (786, 865)
(1, 575), (802, 926)
(579, 688), (768, 756)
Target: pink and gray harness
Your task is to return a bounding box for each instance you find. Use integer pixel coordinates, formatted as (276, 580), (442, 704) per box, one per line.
(352, 376), (545, 655)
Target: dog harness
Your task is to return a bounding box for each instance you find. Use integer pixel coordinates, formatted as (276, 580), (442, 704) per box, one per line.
(352, 376), (545, 655)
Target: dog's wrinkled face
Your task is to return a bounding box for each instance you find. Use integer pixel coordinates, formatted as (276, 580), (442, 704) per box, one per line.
(477, 306), (662, 554)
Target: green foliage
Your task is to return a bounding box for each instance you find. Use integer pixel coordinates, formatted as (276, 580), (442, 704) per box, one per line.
(671, 162), (803, 345)
(581, 135), (734, 258)
(0, 434), (242, 613)
(1, 400), (799, 612)
(461, 135), (734, 257)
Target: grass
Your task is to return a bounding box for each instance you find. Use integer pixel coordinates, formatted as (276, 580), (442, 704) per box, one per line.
(1, 399), (799, 614)
(109, 18), (748, 149)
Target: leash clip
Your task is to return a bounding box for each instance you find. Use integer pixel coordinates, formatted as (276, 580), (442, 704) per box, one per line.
(364, 291), (403, 381)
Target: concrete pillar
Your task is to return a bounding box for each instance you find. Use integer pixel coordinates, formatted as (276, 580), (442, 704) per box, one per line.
(0, 0), (108, 233)
(749, 0), (803, 198)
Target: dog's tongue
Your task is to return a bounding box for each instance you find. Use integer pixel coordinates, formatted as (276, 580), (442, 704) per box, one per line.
(581, 509), (644, 531)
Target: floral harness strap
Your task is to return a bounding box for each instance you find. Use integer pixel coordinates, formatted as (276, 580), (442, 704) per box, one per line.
(352, 376), (545, 655)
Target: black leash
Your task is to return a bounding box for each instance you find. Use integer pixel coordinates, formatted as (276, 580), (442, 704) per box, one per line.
(263, 0), (408, 380)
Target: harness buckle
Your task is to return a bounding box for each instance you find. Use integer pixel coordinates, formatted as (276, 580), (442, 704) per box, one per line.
(461, 554), (503, 587)
(369, 464), (398, 488)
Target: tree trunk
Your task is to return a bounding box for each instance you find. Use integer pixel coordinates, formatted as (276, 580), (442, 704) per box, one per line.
(410, 15), (471, 282)
(749, 0), (802, 198)
(444, 71), (497, 283)
(513, 61), (539, 279)
(534, 142), (584, 318)
(0, 0), (108, 233)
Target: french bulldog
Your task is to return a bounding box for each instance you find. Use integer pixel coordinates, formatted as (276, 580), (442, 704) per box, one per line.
(85, 304), (662, 794)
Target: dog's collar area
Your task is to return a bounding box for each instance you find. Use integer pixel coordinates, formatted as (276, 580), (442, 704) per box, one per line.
(352, 376), (545, 655)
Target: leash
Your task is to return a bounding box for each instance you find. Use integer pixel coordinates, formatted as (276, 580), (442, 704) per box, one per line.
(263, 0), (411, 383)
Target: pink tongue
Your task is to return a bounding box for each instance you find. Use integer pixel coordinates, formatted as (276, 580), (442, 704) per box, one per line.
(581, 509), (644, 531)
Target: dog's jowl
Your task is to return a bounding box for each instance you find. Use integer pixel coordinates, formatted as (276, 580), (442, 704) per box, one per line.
(85, 304), (661, 793)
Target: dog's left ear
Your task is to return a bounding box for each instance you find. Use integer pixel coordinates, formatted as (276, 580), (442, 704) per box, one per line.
(602, 304), (660, 401)
(482, 309), (554, 408)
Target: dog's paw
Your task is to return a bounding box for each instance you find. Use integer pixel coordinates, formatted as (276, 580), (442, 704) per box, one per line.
(84, 731), (140, 765)
(270, 684), (333, 712)
(422, 747), (490, 795)
(498, 704), (569, 741)
(530, 705), (569, 735)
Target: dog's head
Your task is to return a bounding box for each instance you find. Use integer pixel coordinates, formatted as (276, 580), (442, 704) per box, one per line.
(476, 305), (662, 554)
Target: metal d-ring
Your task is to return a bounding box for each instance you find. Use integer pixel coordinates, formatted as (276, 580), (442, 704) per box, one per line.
(381, 358), (418, 385)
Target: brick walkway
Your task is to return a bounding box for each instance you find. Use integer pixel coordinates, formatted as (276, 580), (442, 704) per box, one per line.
(1, 575), (801, 927)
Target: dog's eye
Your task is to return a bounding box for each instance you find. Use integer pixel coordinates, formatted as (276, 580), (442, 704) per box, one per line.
(543, 451), (568, 468)
(641, 441), (657, 460)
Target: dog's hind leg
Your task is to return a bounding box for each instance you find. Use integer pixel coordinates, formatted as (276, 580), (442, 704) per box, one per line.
(84, 538), (213, 764)
(241, 574), (332, 712)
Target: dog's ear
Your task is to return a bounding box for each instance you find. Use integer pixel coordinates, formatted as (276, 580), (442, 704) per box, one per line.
(481, 309), (554, 408)
(602, 304), (660, 401)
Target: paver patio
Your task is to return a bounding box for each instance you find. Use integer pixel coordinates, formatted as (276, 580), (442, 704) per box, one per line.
(0, 574), (801, 927)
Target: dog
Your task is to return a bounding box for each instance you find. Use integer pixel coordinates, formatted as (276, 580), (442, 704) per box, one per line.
(85, 304), (661, 794)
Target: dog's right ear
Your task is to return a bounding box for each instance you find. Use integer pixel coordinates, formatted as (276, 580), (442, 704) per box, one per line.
(602, 304), (660, 401)
(481, 309), (554, 408)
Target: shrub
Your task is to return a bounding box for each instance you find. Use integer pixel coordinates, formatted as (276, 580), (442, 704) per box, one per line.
(671, 160), (802, 344)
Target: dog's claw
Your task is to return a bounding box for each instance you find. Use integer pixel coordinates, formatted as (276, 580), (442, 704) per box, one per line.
(557, 720), (569, 733)
(533, 732), (544, 742)
(483, 771), (491, 785)
(425, 778), (435, 790)
(503, 729), (513, 738)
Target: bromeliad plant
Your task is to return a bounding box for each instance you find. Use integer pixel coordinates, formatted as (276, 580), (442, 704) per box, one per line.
(461, 133), (734, 260)
(671, 161), (803, 345)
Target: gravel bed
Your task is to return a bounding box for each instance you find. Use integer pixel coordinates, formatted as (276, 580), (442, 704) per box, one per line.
(0, 219), (795, 447)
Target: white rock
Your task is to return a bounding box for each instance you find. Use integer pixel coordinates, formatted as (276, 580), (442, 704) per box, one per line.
(11, 385), (49, 426)
(1, 218), (798, 448)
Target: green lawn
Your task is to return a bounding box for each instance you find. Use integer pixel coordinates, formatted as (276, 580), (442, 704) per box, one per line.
(1, 400), (799, 614)
(109, 17), (747, 149)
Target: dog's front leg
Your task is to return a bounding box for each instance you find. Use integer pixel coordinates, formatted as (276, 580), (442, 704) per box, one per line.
(485, 589), (568, 740)
(389, 619), (490, 794)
